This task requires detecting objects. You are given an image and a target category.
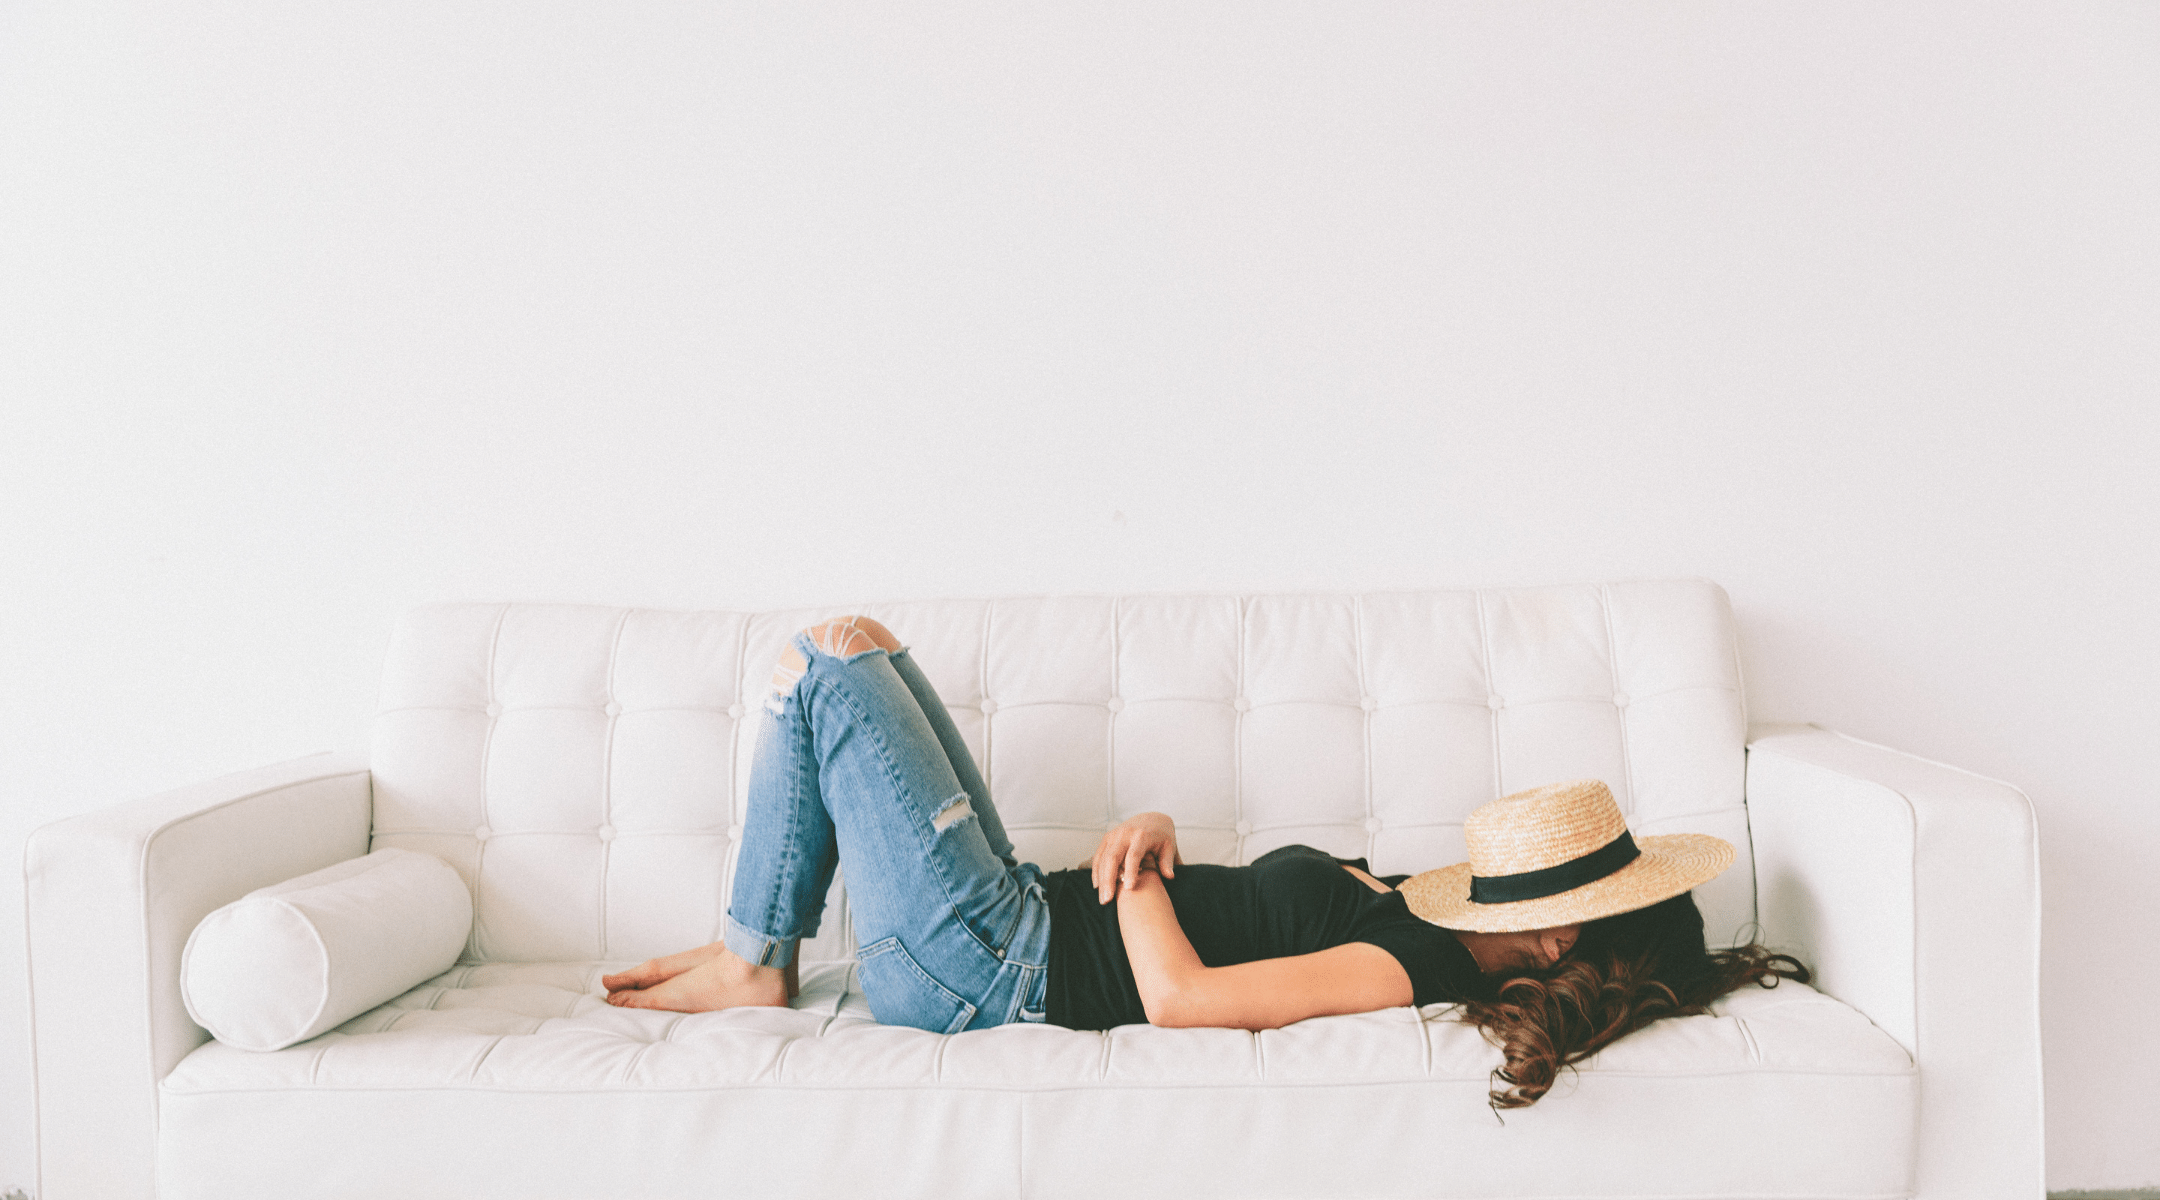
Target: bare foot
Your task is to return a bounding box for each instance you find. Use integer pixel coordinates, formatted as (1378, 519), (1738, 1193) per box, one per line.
(605, 946), (789, 1012)
(602, 942), (726, 993)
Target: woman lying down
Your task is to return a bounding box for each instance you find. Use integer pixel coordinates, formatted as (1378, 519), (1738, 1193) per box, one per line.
(601, 617), (1806, 1108)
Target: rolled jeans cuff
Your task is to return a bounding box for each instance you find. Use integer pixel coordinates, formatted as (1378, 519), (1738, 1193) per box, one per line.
(723, 912), (800, 969)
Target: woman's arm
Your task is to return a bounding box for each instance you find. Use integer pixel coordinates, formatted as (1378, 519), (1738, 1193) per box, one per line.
(1087, 811), (1184, 904)
(1114, 866), (1415, 1030)
(1111, 865), (1206, 1016)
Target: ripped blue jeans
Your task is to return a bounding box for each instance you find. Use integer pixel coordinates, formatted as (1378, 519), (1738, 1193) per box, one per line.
(724, 630), (1053, 1032)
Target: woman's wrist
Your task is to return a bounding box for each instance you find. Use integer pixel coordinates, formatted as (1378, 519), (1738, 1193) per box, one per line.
(1116, 863), (1160, 890)
(1112, 859), (1202, 1025)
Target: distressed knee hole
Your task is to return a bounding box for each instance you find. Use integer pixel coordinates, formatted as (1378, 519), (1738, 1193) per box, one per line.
(806, 615), (902, 658)
(765, 618), (904, 712)
(932, 795), (974, 833)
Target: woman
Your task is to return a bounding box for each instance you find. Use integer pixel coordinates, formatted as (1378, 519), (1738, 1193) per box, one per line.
(602, 616), (1806, 1108)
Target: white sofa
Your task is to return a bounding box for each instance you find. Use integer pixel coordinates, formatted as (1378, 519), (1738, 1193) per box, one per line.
(24, 580), (2044, 1199)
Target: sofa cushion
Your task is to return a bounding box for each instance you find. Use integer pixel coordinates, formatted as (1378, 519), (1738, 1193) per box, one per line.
(160, 961), (1915, 1199)
(179, 847), (472, 1052)
(367, 584), (1759, 970)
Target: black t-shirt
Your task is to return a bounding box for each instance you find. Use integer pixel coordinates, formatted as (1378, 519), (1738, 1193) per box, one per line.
(1041, 843), (1488, 1031)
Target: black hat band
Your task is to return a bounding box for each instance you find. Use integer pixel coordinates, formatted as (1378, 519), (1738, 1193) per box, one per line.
(1468, 830), (1641, 905)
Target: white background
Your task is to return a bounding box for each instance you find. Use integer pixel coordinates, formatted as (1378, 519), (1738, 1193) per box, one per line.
(3, 2), (2154, 1192)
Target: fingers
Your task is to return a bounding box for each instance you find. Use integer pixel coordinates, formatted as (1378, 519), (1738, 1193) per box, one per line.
(1097, 830), (1156, 903)
(1139, 832), (1177, 879)
(1093, 818), (1185, 901)
(1095, 835), (1122, 904)
(1122, 838), (1148, 892)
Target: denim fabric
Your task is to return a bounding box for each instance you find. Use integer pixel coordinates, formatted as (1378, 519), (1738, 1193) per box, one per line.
(724, 630), (1052, 1032)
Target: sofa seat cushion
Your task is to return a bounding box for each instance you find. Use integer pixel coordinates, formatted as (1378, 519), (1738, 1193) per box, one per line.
(160, 961), (1915, 1200)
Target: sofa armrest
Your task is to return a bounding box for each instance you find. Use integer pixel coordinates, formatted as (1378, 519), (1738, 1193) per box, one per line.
(23, 752), (372, 1200)
(1745, 723), (2042, 1200)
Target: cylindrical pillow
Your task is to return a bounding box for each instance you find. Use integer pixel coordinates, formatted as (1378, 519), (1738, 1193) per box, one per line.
(181, 847), (472, 1052)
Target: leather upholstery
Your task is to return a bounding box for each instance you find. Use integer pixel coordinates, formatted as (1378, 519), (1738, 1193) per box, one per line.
(159, 961), (1913, 1200)
(368, 581), (1757, 966)
(24, 754), (372, 1200)
(22, 581), (2045, 1199)
(1746, 723), (2045, 1200)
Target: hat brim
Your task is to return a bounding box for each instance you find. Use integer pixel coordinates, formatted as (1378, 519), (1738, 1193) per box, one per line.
(1398, 834), (1735, 932)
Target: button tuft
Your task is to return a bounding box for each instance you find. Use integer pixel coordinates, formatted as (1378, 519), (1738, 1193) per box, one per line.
(1106, 697), (1125, 713)
(473, 826), (491, 841)
(604, 702), (622, 717)
(485, 703), (502, 717)
(1234, 821), (1253, 836)
(596, 824), (615, 842)
(1233, 696), (1252, 712)
(1359, 696), (1377, 711)
(980, 699), (998, 715)
(728, 824), (745, 841)
(727, 703), (745, 719)
(1364, 817), (1383, 834)
(1612, 692), (1630, 708)
(1487, 695), (1504, 710)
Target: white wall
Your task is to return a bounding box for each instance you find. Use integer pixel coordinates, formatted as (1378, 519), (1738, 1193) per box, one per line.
(3, 1), (2154, 1191)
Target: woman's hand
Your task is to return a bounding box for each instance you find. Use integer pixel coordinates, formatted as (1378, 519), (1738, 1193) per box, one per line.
(1091, 812), (1184, 904)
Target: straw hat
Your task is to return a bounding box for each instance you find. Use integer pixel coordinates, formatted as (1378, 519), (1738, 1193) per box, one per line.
(1398, 780), (1734, 933)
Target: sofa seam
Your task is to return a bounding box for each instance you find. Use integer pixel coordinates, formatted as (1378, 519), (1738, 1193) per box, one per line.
(597, 608), (630, 959)
(1601, 583), (1640, 817)
(294, 900), (332, 1048)
(1734, 1016), (1765, 1065)
(1629, 804), (1750, 828)
(1353, 594), (1373, 859)
(20, 836), (43, 1198)
(1234, 597), (1247, 842)
(464, 1034), (509, 1084)
(162, 1064), (1920, 1099)
(473, 605), (510, 961)
(726, 615), (750, 932)
(1107, 596), (1119, 828)
(1476, 589), (1501, 796)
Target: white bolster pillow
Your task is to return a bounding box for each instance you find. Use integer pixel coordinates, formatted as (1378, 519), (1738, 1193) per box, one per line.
(181, 847), (472, 1052)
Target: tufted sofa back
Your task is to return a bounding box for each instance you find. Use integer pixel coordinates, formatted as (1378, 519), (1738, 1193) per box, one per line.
(369, 580), (1754, 965)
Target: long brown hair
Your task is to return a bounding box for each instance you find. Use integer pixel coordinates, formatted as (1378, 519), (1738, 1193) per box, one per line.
(1456, 892), (1808, 1110)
